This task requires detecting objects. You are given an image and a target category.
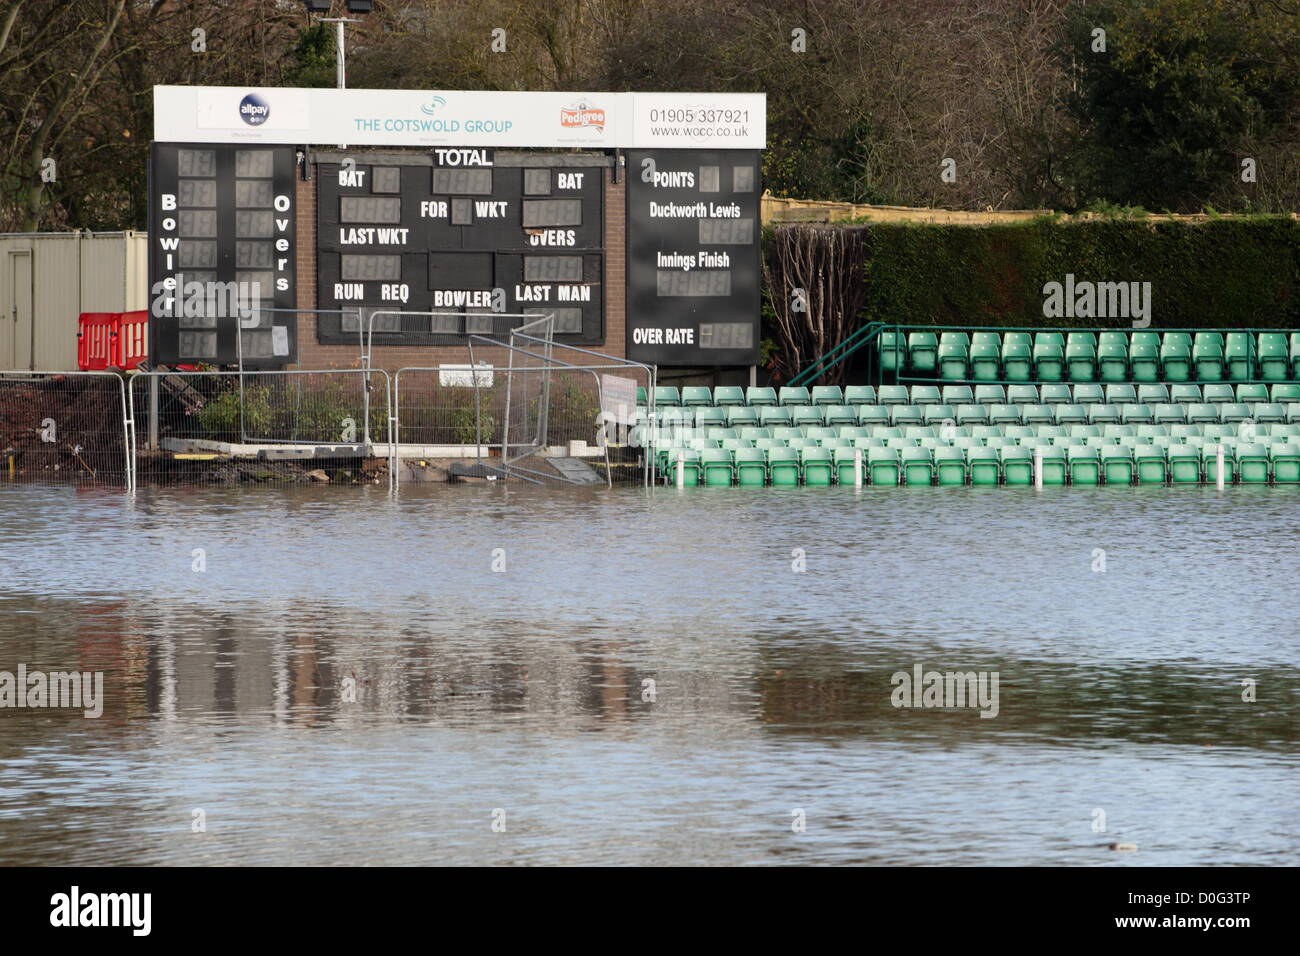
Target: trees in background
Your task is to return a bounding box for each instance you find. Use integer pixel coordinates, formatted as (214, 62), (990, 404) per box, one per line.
(0, 0), (1296, 231)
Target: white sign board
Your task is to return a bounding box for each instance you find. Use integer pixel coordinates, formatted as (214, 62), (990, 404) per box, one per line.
(153, 87), (765, 149)
(600, 374), (639, 426)
(439, 364), (494, 388)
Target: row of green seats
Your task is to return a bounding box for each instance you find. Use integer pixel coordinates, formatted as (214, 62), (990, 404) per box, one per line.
(643, 401), (1300, 430)
(647, 381), (1300, 409)
(877, 330), (1300, 383)
(665, 442), (1300, 486)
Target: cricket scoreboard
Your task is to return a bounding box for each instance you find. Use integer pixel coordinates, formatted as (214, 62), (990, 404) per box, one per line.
(150, 87), (765, 369)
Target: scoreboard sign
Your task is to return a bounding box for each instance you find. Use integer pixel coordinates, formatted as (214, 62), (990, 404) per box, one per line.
(626, 150), (761, 366)
(148, 143), (297, 366)
(315, 149), (605, 345)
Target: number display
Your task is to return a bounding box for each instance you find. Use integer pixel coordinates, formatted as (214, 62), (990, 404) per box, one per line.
(698, 166), (720, 193)
(732, 166), (755, 192)
(655, 270), (732, 296)
(236, 241), (274, 269)
(177, 180), (217, 207)
(372, 167), (401, 193)
(523, 256), (583, 282)
(178, 210), (217, 237)
(235, 150), (275, 178)
(699, 322), (754, 349)
(698, 218), (753, 244)
(430, 168), (493, 195)
(525, 307), (583, 333)
(178, 241), (217, 269)
(341, 254), (402, 281)
(235, 180), (274, 207)
(178, 331), (218, 358)
(236, 210), (274, 238)
(523, 169), (551, 195)
(522, 199), (582, 227)
(340, 196), (401, 223)
(177, 149), (216, 177)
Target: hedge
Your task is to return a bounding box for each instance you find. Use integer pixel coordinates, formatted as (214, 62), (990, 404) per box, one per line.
(763, 217), (1300, 335)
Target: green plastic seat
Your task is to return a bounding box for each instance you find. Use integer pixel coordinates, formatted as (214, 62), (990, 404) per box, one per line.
(856, 406), (890, 427)
(1073, 383), (1105, 405)
(1129, 332), (1161, 382)
(1087, 404), (1120, 425)
(820, 436), (852, 449)
(1033, 332), (1065, 382)
(844, 385), (877, 405)
(1054, 404), (1087, 425)
(1066, 332), (1098, 382)
(1000, 446), (1034, 485)
(878, 331), (906, 373)
(911, 385), (942, 405)
(838, 426), (870, 439)
(938, 332), (970, 381)
(832, 447), (863, 485)
(1252, 403), (1286, 424)
(956, 404), (989, 426)
(1137, 384), (1169, 405)
(680, 386), (712, 406)
(1102, 446), (1135, 484)
(1167, 444), (1201, 483)
(745, 386), (777, 406)
(1203, 444), (1235, 484)
(1121, 404), (1154, 425)
(789, 405), (822, 426)
(822, 405), (857, 426)
(1021, 404), (1054, 424)
(1041, 383), (1072, 404)
(867, 447), (901, 485)
(1132, 443), (1167, 484)
(1269, 443), (1300, 484)
(734, 447), (768, 486)
(655, 386), (681, 406)
(759, 406), (793, 427)
(1187, 403), (1219, 424)
(1224, 332), (1256, 381)
(934, 446), (967, 485)
(713, 385), (746, 406)
(726, 406), (760, 428)
(988, 404), (1021, 425)
(800, 446), (835, 485)
(1236, 383), (1268, 404)
(890, 405), (925, 427)
(1258, 334), (1289, 382)
(1193, 332), (1225, 382)
(974, 385), (1006, 405)
(878, 385), (910, 405)
(1203, 383), (1234, 404)
(700, 448), (735, 485)
(923, 404), (957, 427)
(1236, 443), (1269, 483)
(1068, 446), (1102, 484)
(1170, 424), (1202, 440)
(767, 447), (802, 486)
(1219, 403), (1251, 423)
(695, 407), (726, 428)
(1160, 332), (1193, 382)
(1288, 403), (1300, 424)
(1105, 383), (1137, 405)
(1036, 444), (1067, 485)
(718, 436), (749, 450)
(966, 446), (1001, 485)
(1097, 331), (1129, 382)
(666, 447), (702, 484)
(900, 446), (934, 485)
(1170, 383), (1202, 403)
(805, 426), (837, 441)
(906, 331), (938, 373)
(810, 385), (844, 406)
(636, 386), (648, 405)
(1002, 332), (1033, 382)
(969, 332), (1002, 381)
(779, 386), (811, 406)
(1007, 384), (1039, 405)
(940, 385), (973, 406)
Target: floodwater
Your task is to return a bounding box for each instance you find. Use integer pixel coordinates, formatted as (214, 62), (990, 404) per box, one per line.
(0, 482), (1297, 866)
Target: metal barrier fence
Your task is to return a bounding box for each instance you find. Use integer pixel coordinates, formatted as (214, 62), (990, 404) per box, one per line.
(128, 369), (393, 488)
(0, 371), (130, 487)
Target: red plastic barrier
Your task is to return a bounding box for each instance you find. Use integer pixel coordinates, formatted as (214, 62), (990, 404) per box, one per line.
(77, 310), (151, 371)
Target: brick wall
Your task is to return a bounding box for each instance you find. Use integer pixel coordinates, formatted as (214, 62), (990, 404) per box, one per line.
(292, 164), (627, 373)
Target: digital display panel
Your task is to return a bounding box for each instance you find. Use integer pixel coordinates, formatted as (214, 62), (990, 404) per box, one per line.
(317, 152), (605, 345)
(626, 148), (761, 365)
(149, 142), (297, 367)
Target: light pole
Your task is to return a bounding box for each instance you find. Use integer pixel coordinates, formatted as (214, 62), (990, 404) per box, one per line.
(303, 1), (373, 90)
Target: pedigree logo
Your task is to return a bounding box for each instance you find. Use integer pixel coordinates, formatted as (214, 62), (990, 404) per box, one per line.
(560, 100), (605, 130)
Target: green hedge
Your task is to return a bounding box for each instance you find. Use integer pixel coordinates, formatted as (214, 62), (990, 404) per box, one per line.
(766, 217), (1300, 333)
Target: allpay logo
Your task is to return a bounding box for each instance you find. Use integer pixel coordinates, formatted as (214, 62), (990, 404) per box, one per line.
(239, 93), (270, 126)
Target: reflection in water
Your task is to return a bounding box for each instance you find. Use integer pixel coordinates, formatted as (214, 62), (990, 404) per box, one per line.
(0, 483), (1297, 865)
